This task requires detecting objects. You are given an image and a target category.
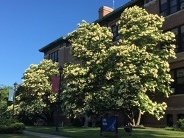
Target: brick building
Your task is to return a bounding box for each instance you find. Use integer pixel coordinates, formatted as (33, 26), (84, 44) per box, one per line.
(39, 0), (184, 127)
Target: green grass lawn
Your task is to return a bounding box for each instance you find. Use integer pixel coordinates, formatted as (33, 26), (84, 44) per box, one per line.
(25, 126), (184, 138)
(0, 134), (41, 138)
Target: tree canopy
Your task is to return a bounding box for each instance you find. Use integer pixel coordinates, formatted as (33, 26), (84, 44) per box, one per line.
(15, 59), (59, 124)
(62, 6), (176, 125)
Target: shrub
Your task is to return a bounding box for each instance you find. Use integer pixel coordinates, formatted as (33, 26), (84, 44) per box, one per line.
(0, 118), (25, 134)
(178, 119), (184, 130)
(165, 126), (177, 131)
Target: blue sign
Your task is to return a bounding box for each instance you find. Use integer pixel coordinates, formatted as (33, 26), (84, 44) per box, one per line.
(101, 117), (117, 132)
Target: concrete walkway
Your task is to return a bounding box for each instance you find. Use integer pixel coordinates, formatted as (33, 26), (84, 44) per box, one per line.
(23, 131), (70, 138)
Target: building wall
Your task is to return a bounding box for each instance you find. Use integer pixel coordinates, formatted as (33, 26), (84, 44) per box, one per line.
(59, 46), (73, 66)
(163, 10), (184, 30)
(170, 59), (184, 69)
(142, 94), (184, 127)
(144, 0), (159, 14)
(43, 42), (75, 67)
(142, 0), (184, 127)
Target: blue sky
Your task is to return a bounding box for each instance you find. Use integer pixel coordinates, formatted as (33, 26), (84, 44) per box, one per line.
(0, 0), (129, 87)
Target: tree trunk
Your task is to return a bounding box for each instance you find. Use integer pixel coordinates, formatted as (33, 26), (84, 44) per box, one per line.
(126, 110), (136, 126)
(136, 110), (141, 126)
(132, 118), (135, 126)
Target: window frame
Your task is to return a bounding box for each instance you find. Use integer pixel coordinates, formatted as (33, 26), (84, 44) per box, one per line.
(160, 0), (184, 16)
(169, 24), (184, 53)
(170, 67), (184, 95)
(111, 24), (119, 42)
(49, 50), (59, 62)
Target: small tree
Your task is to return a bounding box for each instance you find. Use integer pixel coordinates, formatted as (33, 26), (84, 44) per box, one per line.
(62, 6), (176, 126)
(0, 85), (12, 118)
(15, 59), (59, 125)
(116, 6), (176, 125)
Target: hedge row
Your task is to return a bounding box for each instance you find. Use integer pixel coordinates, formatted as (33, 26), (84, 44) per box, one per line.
(0, 118), (25, 134)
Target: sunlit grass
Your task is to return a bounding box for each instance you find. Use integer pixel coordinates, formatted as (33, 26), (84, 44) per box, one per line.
(25, 126), (184, 138)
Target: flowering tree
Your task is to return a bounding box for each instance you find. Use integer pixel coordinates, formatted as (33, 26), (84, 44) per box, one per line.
(62, 6), (176, 126)
(15, 59), (59, 125)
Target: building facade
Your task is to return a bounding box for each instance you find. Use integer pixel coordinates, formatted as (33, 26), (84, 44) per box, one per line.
(39, 0), (184, 127)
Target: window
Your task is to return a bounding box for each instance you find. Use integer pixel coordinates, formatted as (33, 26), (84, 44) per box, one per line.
(49, 50), (59, 62)
(170, 68), (184, 94)
(181, 25), (184, 51)
(160, 0), (168, 16)
(111, 25), (119, 42)
(170, 0), (177, 14)
(160, 0), (184, 16)
(166, 114), (173, 127)
(170, 25), (184, 53)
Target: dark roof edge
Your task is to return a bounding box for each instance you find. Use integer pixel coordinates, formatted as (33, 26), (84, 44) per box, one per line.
(93, 0), (139, 24)
(39, 36), (68, 52)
